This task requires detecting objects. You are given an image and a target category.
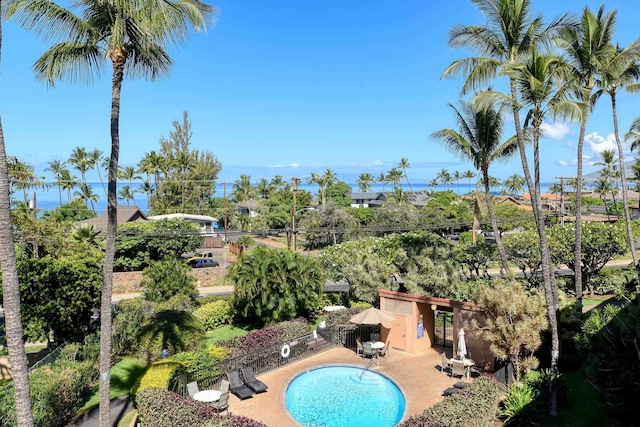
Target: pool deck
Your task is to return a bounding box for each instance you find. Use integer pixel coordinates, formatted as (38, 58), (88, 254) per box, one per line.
(226, 346), (471, 426)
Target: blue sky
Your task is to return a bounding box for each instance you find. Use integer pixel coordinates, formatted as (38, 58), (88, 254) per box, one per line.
(2, 0), (640, 187)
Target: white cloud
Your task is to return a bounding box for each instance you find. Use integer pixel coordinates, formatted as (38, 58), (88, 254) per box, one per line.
(540, 122), (571, 140)
(266, 164), (283, 168)
(557, 160), (568, 166)
(373, 160), (383, 165)
(289, 163), (299, 168)
(585, 132), (616, 155)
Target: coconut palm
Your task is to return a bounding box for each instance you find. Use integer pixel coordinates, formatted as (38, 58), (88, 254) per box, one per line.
(463, 169), (476, 194)
(436, 169), (452, 192)
(592, 175), (613, 220)
(45, 159), (66, 206)
(428, 178), (439, 192)
(442, 2), (572, 411)
(377, 172), (389, 192)
(307, 169), (337, 208)
(432, 99), (516, 279)
(68, 147), (90, 192)
(5, 1), (215, 423)
(232, 174), (254, 203)
(139, 150), (165, 194)
(557, 5), (617, 307)
(0, 10), (35, 424)
(117, 185), (135, 205)
(398, 157), (413, 191)
(89, 149), (107, 198)
(386, 167), (403, 190)
(504, 174), (525, 196)
(118, 165), (140, 205)
(357, 172), (375, 192)
(255, 178), (271, 199)
(594, 149), (619, 206)
(59, 169), (78, 203)
(595, 42), (640, 268)
(452, 170), (462, 195)
(388, 186), (409, 204)
(74, 183), (99, 213)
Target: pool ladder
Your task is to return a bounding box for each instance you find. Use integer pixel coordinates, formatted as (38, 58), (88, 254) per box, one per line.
(359, 352), (379, 380)
(307, 420), (326, 427)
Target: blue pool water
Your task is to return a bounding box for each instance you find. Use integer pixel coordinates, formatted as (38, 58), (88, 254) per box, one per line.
(285, 366), (405, 427)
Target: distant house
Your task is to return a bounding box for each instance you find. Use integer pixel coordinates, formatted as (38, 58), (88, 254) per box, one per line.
(350, 192), (431, 210)
(76, 205), (148, 234)
(494, 195), (533, 211)
(237, 200), (259, 217)
(148, 213), (219, 234)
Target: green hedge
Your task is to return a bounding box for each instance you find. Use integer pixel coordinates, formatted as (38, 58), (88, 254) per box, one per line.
(136, 387), (268, 427)
(194, 300), (233, 330)
(399, 376), (500, 427)
(131, 360), (182, 402)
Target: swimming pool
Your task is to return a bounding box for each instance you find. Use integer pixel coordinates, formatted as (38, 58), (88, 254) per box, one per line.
(285, 365), (405, 427)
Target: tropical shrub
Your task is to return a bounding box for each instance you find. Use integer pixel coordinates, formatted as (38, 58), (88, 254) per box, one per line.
(170, 346), (229, 380)
(588, 266), (638, 295)
(141, 257), (198, 303)
(399, 376), (500, 427)
(0, 338), (99, 427)
(228, 246), (325, 323)
(136, 387), (268, 427)
(155, 293), (196, 313)
(112, 298), (156, 356)
(194, 300), (234, 330)
(230, 318), (312, 355)
(325, 306), (365, 327)
(136, 310), (205, 362)
(500, 381), (535, 424)
(131, 360), (182, 401)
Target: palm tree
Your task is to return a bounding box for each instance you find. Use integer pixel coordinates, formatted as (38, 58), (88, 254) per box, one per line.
(59, 169), (78, 203)
(232, 174), (254, 203)
(594, 149), (619, 206)
(432, 100), (516, 279)
(436, 169), (452, 192)
(548, 183), (562, 194)
(557, 5), (617, 308)
(463, 169), (476, 194)
(6, 1), (215, 424)
(388, 186), (409, 203)
(377, 172), (389, 192)
(595, 42), (640, 268)
(386, 167), (403, 190)
(0, 11), (35, 424)
(504, 174), (525, 196)
(74, 183), (99, 213)
(45, 159), (66, 206)
(442, 2), (572, 411)
(428, 178), (439, 192)
(139, 150), (165, 194)
(398, 157), (413, 191)
(307, 169), (337, 208)
(89, 149), (107, 198)
(592, 175), (613, 220)
(452, 170), (462, 195)
(356, 172), (375, 192)
(174, 151), (194, 211)
(118, 165), (140, 205)
(68, 146), (90, 192)
(117, 185), (135, 205)
(72, 223), (101, 247)
(255, 178), (271, 199)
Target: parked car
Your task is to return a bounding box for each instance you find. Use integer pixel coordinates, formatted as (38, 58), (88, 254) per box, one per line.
(187, 250), (215, 263)
(188, 258), (220, 268)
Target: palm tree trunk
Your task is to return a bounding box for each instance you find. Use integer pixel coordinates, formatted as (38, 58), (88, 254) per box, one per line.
(482, 169), (511, 277)
(99, 58), (125, 427)
(611, 94), (638, 268)
(0, 120), (35, 426)
(510, 79), (559, 417)
(575, 107), (587, 306)
(57, 173), (63, 207)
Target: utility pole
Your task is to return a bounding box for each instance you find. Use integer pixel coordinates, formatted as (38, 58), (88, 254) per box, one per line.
(292, 177), (299, 252)
(555, 176), (571, 226)
(223, 182), (227, 243)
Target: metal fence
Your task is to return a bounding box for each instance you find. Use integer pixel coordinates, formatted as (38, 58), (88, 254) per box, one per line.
(170, 323), (382, 397)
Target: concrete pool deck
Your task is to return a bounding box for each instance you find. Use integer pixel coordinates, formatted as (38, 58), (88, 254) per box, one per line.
(226, 346), (471, 426)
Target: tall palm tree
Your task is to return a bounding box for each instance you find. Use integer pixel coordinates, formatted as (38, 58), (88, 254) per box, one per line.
(595, 42), (640, 268)
(59, 169), (78, 203)
(442, 2), (571, 412)
(594, 149), (619, 206)
(88, 149), (107, 198)
(592, 175), (613, 220)
(557, 5), (617, 307)
(255, 178), (271, 199)
(398, 157), (413, 191)
(117, 185), (135, 205)
(377, 172), (388, 192)
(307, 169), (337, 208)
(504, 174), (525, 196)
(6, 2), (215, 424)
(463, 169), (476, 194)
(232, 174), (254, 202)
(452, 170), (462, 195)
(432, 99), (517, 277)
(356, 172), (375, 192)
(0, 6), (35, 424)
(386, 167), (403, 190)
(74, 183), (99, 213)
(428, 177), (439, 192)
(45, 159), (66, 206)
(436, 169), (452, 191)
(118, 165), (140, 205)
(68, 146), (90, 193)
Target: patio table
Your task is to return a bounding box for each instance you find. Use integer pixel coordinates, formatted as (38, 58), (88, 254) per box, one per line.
(449, 357), (475, 379)
(193, 390), (222, 404)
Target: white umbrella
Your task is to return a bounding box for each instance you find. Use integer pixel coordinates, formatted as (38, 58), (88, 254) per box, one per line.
(457, 328), (468, 359)
(349, 307), (395, 325)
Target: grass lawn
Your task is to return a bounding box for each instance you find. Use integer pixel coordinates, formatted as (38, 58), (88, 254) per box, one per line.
(540, 370), (611, 426)
(206, 323), (259, 346)
(582, 295), (615, 308)
(81, 357), (147, 412)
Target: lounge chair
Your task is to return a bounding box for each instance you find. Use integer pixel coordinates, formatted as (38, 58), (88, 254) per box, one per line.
(440, 352), (451, 373)
(219, 379), (230, 394)
(187, 381), (200, 398)
(211, 392), (229, 414)
(227, 370), (254, 400)
(240, 366), (268, 393)
(356, 338), (364, 357)
(362, 342), (376, 358)
(450, 359), (466, 379)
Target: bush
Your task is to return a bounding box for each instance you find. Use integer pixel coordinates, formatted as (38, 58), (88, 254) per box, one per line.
(169, 346), (229, 389)
(155, 294), (196, 313)
(131, 360), (182, 402)
(500, 382), (535, 424)
(141, 257), (198, 303)
(112, 298), (156, 356)
(325, 307), (365, 327)
(136, 310), (206, 363)
(194, 300), (234, 330)
(136, 387), (268, 427)
(399, 376), (500, 427)
(588, 266), (638, 295)
(222, 318), (312, 356)
(0, 338), (99, 427)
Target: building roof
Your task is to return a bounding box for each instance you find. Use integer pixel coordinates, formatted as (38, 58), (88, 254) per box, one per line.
(237, 200), (259, 210)
(351, 192), (382, 200)
(148, 213), (218, 222)
(77, 206), (148, 233)
(522, 193), (562, 201)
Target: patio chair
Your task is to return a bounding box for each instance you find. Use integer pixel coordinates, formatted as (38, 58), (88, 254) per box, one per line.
(450, 359), (466, 379)
(356, 337), (364, 357)
(226, 370), (254, 400)
(379, 338), (392, 357)
(187, 381), (200, 398)
(439, 352), (451, 374)
(362, 342), (376, 358)
(211, 391), (229, 414)
(370, 333), (380, 342)
(240, 366), (268, 393)
(219, 379), (230, 394)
